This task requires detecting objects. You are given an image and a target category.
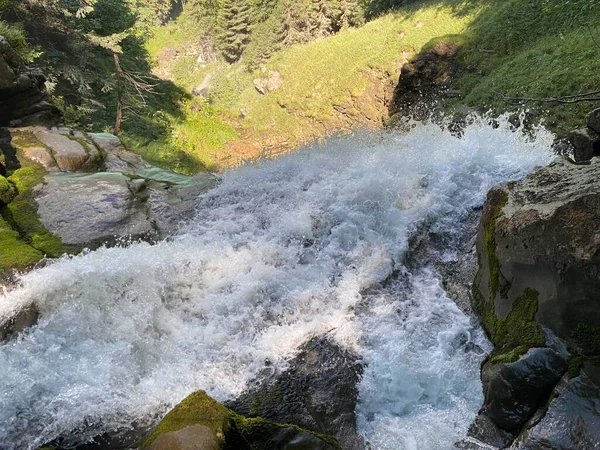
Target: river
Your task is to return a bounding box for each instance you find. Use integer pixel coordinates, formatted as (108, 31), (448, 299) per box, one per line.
(0, 116), (554, 449)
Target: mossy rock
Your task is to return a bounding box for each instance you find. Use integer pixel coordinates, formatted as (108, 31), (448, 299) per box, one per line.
(139, 391), (340, 450)
(0, 175), (16, 205)
(140, 391), (231, 449)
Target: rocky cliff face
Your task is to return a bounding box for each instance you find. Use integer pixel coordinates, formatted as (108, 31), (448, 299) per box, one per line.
(466, 155), (600, 449)
(0, 36), (54, 126)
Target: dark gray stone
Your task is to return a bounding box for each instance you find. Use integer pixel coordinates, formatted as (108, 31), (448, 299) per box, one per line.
(512, 362), (600, 450)
(227, 336), (366, 450)
(480, 346), (568, 433)
(568, 128), (599, 162)
(587, 107), (600, 134)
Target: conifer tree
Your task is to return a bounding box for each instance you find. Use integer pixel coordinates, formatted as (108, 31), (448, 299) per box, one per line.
(217, 0), (253, 62)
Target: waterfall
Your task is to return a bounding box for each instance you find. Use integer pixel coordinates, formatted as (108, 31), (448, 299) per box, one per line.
(0, 117), (554, 450)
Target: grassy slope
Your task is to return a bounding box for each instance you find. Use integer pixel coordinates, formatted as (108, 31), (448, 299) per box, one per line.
(452, 0), (600, 134)
(145, 1), (479, 165)
(146, 0), (600, 166)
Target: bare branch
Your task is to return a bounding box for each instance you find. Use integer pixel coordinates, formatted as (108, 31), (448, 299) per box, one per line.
(503, 90), (600, 105)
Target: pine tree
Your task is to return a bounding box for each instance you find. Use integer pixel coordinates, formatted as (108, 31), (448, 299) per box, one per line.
(217, 0), (253, 62)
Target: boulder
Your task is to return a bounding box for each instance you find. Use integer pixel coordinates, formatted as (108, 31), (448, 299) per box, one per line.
(22, 146), (57, 171)
(0, 36), (54, 125)
(587, 107), (600, 134)
(35, 172), (155, 245)
(32, 127), (90, 172)
(568, 128), (600, 162)
(480, 346), (568, 433)
(473, 157), (600, 353)
(253, 71), (283, 95)
(511, 361), (600, 449)
(227, 337), (366, 450)
(139, 390), (340, 450)
(88, 132), (152, 172)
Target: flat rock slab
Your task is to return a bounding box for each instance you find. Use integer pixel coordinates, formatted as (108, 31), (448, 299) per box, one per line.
(33, 128), (89, 171)
(22, 146), (56, 170)
(36, 172), (153, 245)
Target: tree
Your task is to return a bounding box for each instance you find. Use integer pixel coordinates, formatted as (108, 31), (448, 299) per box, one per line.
(217, 0), (253, 62)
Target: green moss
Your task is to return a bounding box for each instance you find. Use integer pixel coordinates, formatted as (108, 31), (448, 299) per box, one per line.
(140, 390), (231, 448)
(0, 155), (77, 276)
(0, 175), (16, 205)
(476, 287), (545, 363)
(487, 345), (532, 365)
(140, 390), (340, 450)
(572, 324), (600, 356)
(0, 217), (44, 276)
(568, 356), (585, 379)
(231, 414), (341, 450)
(482, 189), (508, 300)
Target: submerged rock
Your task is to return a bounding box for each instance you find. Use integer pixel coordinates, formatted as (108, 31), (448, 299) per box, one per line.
(0, 301), (39, 342)
(227, 337), (366, 450)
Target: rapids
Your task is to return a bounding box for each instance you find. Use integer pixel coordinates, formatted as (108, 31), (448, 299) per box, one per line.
(0, 117), (554, 450)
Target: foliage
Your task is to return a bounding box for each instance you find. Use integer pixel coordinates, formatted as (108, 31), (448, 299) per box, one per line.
(218, 0), (254, 62)
(0, 21), (40, 62)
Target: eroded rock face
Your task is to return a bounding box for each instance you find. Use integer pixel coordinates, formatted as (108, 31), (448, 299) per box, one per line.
(473, 157), (600, 350)
(0, 36), (54, 126)
(389, 40), (460, 121)
(227, 337), (365, 450)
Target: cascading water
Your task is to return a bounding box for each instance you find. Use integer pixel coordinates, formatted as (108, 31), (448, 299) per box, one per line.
(0, 117), (554, 450)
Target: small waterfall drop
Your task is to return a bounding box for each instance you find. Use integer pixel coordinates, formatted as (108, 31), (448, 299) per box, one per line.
(0, 117), (554, 450)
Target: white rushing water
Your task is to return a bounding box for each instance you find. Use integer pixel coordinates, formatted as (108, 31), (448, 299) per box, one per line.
(0, 117), (554, 450)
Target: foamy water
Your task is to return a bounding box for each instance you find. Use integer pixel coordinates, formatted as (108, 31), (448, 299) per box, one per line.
(0, 117), (554, 449)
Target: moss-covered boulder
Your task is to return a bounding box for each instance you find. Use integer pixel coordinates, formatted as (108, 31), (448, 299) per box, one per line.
(473, 158), (600, 356)
(139, 391), (340, 450)
(0, 174), (15, 205)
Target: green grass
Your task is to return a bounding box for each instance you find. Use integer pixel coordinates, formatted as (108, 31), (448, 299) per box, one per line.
(453, 0), (600, 134)
(145, 0), (480, 161)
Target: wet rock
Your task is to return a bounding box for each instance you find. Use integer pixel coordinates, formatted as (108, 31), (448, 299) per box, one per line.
(568, 128), (600, 162)
(480, 346), (568, 433)
(147, 425), (220, 450)
(511, 361), (600, 449)
(139, 390), (340, 450)
(587, 107), (600, 134)
(455, 414), (515, 449)
(227, 336), (365, 450)
(0, 301), (39, 342)
(35, 172), (155, 245)
(389, 40), (460, 121)
(253, 70), (283, 95)
(473, 157), (600, 350)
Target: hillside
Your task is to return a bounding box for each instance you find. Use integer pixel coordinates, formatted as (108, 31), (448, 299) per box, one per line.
(1, 0), (600, 173)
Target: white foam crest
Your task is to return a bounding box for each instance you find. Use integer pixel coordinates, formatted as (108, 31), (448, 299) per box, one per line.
(0, 118), (554, 449)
